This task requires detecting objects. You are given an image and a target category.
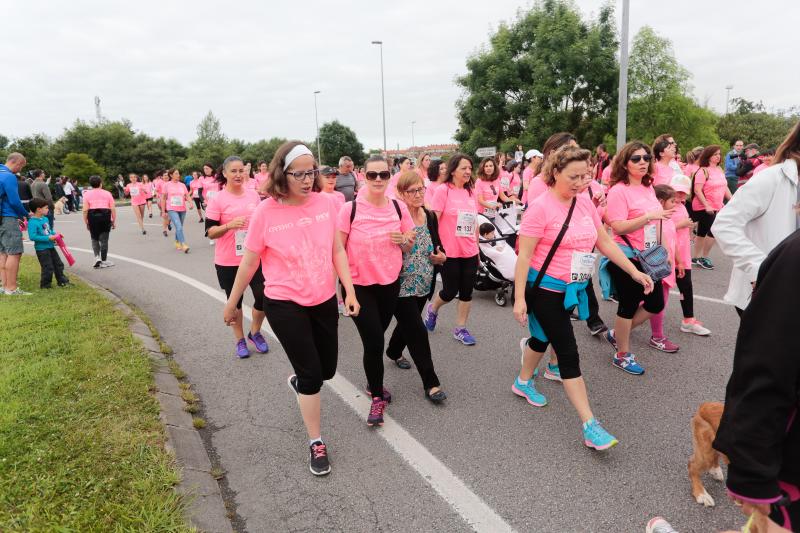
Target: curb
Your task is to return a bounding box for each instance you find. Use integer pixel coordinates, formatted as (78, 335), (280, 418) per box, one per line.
(81, 277), (234, 533)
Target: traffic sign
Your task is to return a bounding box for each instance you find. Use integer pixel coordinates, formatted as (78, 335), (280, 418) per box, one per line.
(475, 147), (496, 157)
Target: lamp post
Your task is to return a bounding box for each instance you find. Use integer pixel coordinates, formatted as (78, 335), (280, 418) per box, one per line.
(313, 90), (321, 163)
(615, 0), (630, 150)
(725, 85), (734, 114)
(411, 121), (416, 149)
(371, 40), (387, 154)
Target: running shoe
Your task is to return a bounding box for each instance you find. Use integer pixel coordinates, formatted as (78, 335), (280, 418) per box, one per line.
(604, 329), (618, 351)
(394, 356), (412, 369)
(423, 303), (438, 332)
(612, 352), (645, 375)
(93, 256), (102, 269)
(148, 213), (152, 218)
(511, 376), (547, 407)
(142, 230), (147, 235)
(646, 517), (678, 533)
(247, 331), (269, 353)
(308, 440), (331, 476)
(698, 257), (714, 270)
(102, 259), (115, 267)
(588, 320), (609, 336)
(366, 397), (386, 427)
(236, 339), (250, 359)
(168, 223), (172, 231)
(287, 374), (300, 399)
(365, 385), (392, 403)
(453, 327), (476, 346)
(680, 319), (711, 336)
(582, 418), (619, 451)
(181, 244), (190, 254)
(175, 241), (182, 250)
(691, 257), (701, 267)
(4, 288), (32, 296)
(543, 362), (562, 382)
(569, 311), (579, 321)
(163, 230), (168, 237)
(649, 336), (679, 353)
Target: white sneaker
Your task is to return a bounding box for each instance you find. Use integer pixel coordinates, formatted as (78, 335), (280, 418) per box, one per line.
(5, 288), (32, 296)
(680, 319), (710, 336)
(93, 256), (102, 269)
(209, 240), (215, 245)
(646, 517), (678, 533)
(100, 260), (115, 268)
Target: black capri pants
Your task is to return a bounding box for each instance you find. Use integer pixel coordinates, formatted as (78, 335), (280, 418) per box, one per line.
(524, 286), (582, 380)
(438, 255), (479, 302)
(675, 268), (694, 319)
(193, 197), (204, 211)
(691, 209), (715, 238)
(215, 263), (266, 311)
(263, 295), (338, 395)
(386, 295), (441, 391)
(87, 209), (112, 240)
(606, 259), (665, 319)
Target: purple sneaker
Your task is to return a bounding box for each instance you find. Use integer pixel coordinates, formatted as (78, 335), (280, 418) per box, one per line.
(365, 385), (392, 404)
(423, 303), (438, 332)
(247, 331), (269, 353)
(453, 327), (476, 346)
(236, 338), (250, 359)
(366, 397), (386, 427)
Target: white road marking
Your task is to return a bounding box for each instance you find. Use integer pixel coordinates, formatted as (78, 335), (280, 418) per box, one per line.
(669, 290), (728, 306)
(65, 246), (516, 533)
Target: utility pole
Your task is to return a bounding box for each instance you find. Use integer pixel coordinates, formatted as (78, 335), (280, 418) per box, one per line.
(725, 85), (734, 114)
(313, 90), (322, 163)
(411, 121), (416, 148)
(371, 41), (387, 154)
(615, 0), (630, 150)
(94, 96), (102, 123)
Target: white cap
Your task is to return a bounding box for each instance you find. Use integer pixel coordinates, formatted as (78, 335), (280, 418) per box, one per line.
(525, 149), (543, 160)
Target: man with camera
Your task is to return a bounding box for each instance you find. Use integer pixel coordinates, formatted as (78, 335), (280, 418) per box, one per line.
(725, 139), (744, 193)
(735, 143), (762, 189)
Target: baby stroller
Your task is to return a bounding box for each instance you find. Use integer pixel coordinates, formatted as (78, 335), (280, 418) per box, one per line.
(475, 207), (520, 306)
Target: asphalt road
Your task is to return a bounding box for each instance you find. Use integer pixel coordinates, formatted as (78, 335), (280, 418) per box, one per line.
(34, 206), (745, 533)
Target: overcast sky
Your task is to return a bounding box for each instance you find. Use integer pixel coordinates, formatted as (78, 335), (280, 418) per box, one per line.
(4, 1), (797, 151)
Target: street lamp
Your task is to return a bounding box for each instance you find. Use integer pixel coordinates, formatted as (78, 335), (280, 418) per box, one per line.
(313, 90), (321, 163)
(371, 40), (387, 154)
(616, 0), (630, 150)
(411, 121), (416, 149)
(725, 85), (734, 114)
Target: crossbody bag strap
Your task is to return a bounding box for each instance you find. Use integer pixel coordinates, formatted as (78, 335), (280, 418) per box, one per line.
(531, 196), (577, 290)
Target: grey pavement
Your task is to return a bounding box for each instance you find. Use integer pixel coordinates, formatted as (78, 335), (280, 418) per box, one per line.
(33, 207), (745, 532)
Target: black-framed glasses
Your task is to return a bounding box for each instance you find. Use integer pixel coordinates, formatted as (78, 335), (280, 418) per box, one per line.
(286, 169), (320, 181)
(629, 154), (652, 163)
(403, 186), (426, 196)
(365, 171), (391, 181)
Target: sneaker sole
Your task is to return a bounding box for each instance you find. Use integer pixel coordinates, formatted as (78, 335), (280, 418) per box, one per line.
(454, 336), (476, 346)
(612, 359), (644, 376)
(680, 326), (711, 336)
(584, 438), (619, 451)
(309, 464), (331, 476)
(366, 420), (384, 427)
(511, 384), (547, 407)
(543, 370), (562, 382)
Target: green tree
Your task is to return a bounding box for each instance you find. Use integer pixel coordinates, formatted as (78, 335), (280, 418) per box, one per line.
(61, 153), (105, 183)
(52, 120), (138, 178)
(318, 121), (365, 166)
(241, 137), (287, 166)
(454, 0), (619, 155)
(180, 111), (228, 170)
(8, 134), (59, 176)
(628, 26), (690, 100)
(716, 98), (798, 149)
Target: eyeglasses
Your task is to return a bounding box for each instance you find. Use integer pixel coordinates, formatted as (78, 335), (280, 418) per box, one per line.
(402, 187), (426, 196)
(286, 169), (320, 181)
(365, 171), (391, 181)
(629, 154), (652, 163)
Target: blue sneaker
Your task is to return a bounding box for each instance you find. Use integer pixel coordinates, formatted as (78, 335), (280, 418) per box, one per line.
(511, 377), (547, 407)
(612, 352), (645, 375)
(453, 327), (476, 346)
(543, 363), (562, 382)
(236, 339), (250, 359)
(583, 418), (619, 450)
(604, 329), (618, 351)
(423, 303), (438, 332)
(247, 331), (269, 353)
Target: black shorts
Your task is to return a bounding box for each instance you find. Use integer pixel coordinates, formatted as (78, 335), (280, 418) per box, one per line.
(87, 209), (112, 240)
(193, 197), (203, 210)
(690, 208), (715, 238)
(215, 263), (265, 311)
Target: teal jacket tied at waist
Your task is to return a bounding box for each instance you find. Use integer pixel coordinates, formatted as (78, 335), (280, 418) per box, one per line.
(526, 268), (589, 343)
(598, 244), (637, 299)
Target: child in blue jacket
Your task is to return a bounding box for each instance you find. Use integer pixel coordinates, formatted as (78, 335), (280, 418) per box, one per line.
(27, 198), (69, 288)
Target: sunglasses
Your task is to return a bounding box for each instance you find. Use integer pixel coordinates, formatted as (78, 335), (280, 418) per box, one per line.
(286, 169), (321, 181)
(365, 171), (391, 181)
(629, 154), (652, 163)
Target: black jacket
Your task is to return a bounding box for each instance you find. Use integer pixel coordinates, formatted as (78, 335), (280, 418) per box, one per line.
(713, 229), (800, 501)
(422, 207), (443, 301)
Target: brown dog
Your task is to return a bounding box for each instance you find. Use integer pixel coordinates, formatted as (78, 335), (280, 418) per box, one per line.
(689, 402), (729, 507)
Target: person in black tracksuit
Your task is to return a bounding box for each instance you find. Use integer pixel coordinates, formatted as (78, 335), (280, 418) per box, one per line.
(713, 229), (800, 531)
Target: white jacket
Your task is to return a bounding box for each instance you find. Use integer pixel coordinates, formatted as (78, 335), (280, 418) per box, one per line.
(712, 159), (799, 310)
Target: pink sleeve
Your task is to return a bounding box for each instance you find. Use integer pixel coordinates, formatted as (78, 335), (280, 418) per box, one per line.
(337, 201), (353, 234)
(243, 203), (267, 253)
(519, 203), (546, 238)
(694, 169), (708, 189)
(398, 202), (414, 232)
(604, 186), (628, 223)
(431, 184), (447, 213)
(590, 203), (603, 229)
(205, 196), (221, 221)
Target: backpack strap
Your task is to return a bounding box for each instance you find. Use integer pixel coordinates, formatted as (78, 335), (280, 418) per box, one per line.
(530, 196), (577, 291)
(351, 198), (401, 224)
(349, 199), (357, 224)
(391, 198), (401, 219)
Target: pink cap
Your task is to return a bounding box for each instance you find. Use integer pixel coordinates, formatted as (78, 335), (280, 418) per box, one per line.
(670, 174), (691, 194)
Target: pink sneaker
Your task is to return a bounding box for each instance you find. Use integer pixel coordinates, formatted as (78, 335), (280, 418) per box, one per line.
(680, 318), (711, 336)
(649, 336), (679, 353)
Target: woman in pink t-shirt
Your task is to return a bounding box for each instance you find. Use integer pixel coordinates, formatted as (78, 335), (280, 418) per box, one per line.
(475, 157), (501, 219)
(125, 173), (148, 235)
(387, 156), (413, 199)
(189, 171), (205, 222)
(82, 175), (117, 268)
(141, 174), (154, 218)
(253, 160), (270, 197)
(424, 159), (447, 209)
(223, 142), (359, 477)
(604, 141), (674, 375)
(424, 154), (480, 346)
(338, 155), (415, 426)
(651, 135), (678, 186)
(163, 168), (193, 252)
(513, 146), (651, 450)
(416, 152), (432, 185)
(499, 160), (522, 205)
(206, 156), (268, 359)
(690, 145), (731, 270)
(523, 132), (577, 205)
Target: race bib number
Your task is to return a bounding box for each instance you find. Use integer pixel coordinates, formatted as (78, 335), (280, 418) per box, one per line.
(206, 191), (217, 200)
(500, 177), (510, 190)
(455, 210), (476, 237)
(483, 207), (497, 218)
(570, 252), (597, 282)
(643, 224), (658, 250)
(234, 230), (247, 256)
(130, 186), (140, 196)
(169, 195), (182, 207)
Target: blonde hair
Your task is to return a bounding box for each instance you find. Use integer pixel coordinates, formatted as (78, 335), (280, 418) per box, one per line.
(396, 170), (424, 194)
(541, 145), (591, 186)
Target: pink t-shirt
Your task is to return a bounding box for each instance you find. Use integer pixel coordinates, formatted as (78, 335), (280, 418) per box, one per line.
(244, 192), (337, 306)
(425, 181), (443, 207)
(164, 181), (189, 212)
(202, 177), (221, 202)
(474, 178), (501, 214)
(337, 195), (414, 286)
(601, 164), (612, 186)
(322, 190), (345, 212)
(205, 189), (261, 266)
(525, 174), (549, 204)
(143, 181), (154, 198)
(189, 179), (203, 198)
(154, 178), (166, 197)
(253, 172), (270, 190)
(691, 166), (727, 211)
(125, 182), (148, 206)
(431, 184), (479, 258)
(659, 218), (678, 288)
(386, 172), (403, 199)
(83, 188), (115, 210)
(520, 192), (602, 284)
(653, 162), (676, 186)
(605, 182), (662, 251)
(672, 202), (692, 271)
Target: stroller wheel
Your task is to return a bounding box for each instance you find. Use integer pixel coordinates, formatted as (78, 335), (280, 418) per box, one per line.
(495, 291), (507, 307)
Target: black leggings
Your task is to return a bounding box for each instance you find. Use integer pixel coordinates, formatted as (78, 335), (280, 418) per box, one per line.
(193, 197), (204, 211)
(524, 287), (582, 380)
(348, 282), (400, 399)
(386, 295), (441, 391)
(439, 255), (479, 302)
(606, 260), (665, 319)
(215, 263), (265, 311)
(585, 276), (603, 326)
(263, 296), (338, 395)
(675, 268), (694, 318)
(87, 209), (112, 261)
(692, 209), (716, 238)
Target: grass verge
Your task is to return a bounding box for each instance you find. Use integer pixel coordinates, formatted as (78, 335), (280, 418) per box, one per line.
(0, 256), (193, 532)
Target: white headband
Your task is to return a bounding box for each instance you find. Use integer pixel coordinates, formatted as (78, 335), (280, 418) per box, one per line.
(283, 144), (314, 171)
